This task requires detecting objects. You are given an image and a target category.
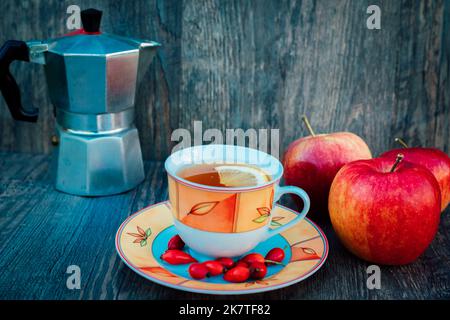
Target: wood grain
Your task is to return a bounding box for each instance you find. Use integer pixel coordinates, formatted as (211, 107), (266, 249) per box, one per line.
(0, 152), (448, 299)
(0, 0), (448, 160)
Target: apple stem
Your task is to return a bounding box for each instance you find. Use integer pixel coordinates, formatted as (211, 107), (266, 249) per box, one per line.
(390, 153), (404, 173)
(395, 137), (409, 148)
(302, 115), (316, 136)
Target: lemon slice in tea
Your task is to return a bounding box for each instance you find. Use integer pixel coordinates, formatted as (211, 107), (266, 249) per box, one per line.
(215, 165), (270, 187)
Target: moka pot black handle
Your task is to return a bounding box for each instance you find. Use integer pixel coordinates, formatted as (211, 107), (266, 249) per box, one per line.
(0, 40), (38, 122)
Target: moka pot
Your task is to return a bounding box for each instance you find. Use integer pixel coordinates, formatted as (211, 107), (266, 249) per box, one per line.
(0, 8), (160, 196)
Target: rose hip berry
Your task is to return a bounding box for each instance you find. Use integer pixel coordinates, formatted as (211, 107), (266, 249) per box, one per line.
(235, 261), (249, 268)
(223, 266), (250, 283)
(160, 249), (197, 265)
(189, 263), (209, 280)
(168, 234), (185, 250)
(180, 249), (287, 283)
(265, 248), (285, 265)
(216, 257), (235, 269)
(249, 262), (267, 280)
(241, 253), (265, 265)
(203, 260), (224, 276)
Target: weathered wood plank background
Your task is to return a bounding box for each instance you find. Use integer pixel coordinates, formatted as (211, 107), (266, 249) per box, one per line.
(0, 0), (448, 160)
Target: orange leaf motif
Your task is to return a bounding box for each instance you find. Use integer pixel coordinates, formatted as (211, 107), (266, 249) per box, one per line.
(253, 214), (269, 223)
(140, 266), (179, 278)
(302, 247), (317, 255)
(187, 201), (219, 216)
(127, 232), (143, 237)
(270, 216), (285, 226)
(257, 207), (271, 216)
(290, 246), (320, 262)
(128, 226), (151, 247)
(137, 226), (146, 237)
(245, 279), (273, 287)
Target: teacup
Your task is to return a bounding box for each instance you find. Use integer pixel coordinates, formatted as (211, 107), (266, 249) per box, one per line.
(165, 144), (310, 257)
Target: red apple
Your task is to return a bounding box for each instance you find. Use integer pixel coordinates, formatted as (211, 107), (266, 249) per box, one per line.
(329, 154), (441, 265)
(283, 116), (372, 220)
(380, 140), (450, 211)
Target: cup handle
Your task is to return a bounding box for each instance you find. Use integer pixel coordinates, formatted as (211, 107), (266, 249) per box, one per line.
(262, 185), (310, 241)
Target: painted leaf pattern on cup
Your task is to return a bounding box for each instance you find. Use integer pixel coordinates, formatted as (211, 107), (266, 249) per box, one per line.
(270, 216), (285, 227)
(252, 207), (271, 223)
(186, 201), (219, 216)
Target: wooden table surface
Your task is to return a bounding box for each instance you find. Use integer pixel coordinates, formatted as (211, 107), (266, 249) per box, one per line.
(0, 151), (449, 300)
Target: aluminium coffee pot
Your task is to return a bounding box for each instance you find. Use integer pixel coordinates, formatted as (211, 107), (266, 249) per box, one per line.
(0, 8), (160, 196)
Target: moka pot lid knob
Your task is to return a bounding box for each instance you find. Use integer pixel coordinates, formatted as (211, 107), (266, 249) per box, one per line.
(81, 8), (102, 33)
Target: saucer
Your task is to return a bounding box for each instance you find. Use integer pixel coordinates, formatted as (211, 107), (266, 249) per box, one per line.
(115, 201), (328, 295)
